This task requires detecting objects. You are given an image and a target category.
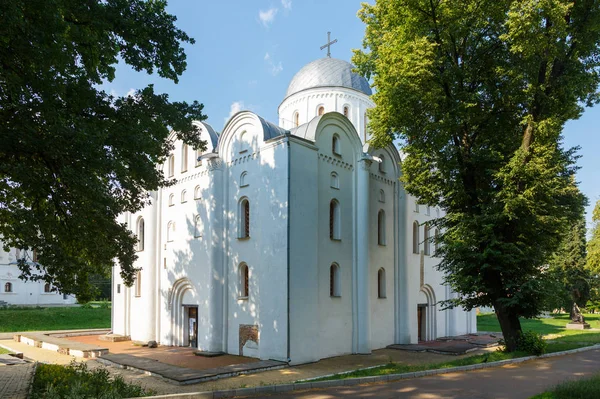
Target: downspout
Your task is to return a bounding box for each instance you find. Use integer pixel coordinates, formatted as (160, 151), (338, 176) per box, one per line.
(156, 188), (162, 342)
(286, 134), (291, 362)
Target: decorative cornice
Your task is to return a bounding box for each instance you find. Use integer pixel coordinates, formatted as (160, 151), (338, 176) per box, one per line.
(318, 153), (354, 171)
(370, 173), (396, 186)
(229, 152), (258, 167)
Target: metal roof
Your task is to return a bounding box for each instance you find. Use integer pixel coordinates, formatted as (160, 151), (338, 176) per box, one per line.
(284, 58), (372, 99)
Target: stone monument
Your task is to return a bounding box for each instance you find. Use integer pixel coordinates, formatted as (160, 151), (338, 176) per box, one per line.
(566, 303), (590, 330)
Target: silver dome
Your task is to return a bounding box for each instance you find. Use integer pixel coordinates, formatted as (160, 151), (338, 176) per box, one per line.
(284, 58), (372, 99)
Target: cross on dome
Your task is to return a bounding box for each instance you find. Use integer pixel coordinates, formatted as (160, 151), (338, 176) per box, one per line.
(320, 31), (338, 58)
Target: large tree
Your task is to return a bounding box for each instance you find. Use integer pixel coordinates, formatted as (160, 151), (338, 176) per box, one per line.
(588, 200), (600, 274)
(0, 0), (206, 300)
(354, 0), (598, 350)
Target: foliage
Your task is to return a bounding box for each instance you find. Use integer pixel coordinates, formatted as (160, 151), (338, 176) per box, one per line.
(530, 373), (600, 399)
(0, 0), (206, 300)
(588, 200), (600, 274)
(354, 0), (598, 351)
(545, 218), (592, 312)
(31, 362), (152, 399)
(0, 306), (109, 332)
(477, 312), (600, 334)
(516, 331), (547, 355)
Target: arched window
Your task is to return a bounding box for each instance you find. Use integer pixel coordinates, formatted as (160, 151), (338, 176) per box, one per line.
(169, 193), (175, 207)
(330, 172), (339, 189)
(364, 112), (368, 135)
(181, 144), (188, 173)
(294, 111), (299, 127)
(414, 201), (419, 213)
(5, 282), (12, 293)
(343, 105), (349, 118)
(239, 264), (249, 298)
(167, 221), (175, 242)
(379, 189), (385, 203)
(434, 228), (440, 254)
(425, 206), (430, 216)
(240, 171), (248, 187)
(332, 134), (341, 155)
(379, 154), (386, 173)
(168, 155), (175, 177)
(318, 106), (325, 116)
(378, 268), (386, 298)
(33, 249), (38, 262)
(181, 190), (187, 203)
(44, 283), (51, 293)
(378, 210), (386, 246)
(135, 271), (141, 297)
(329, 199), (340, 240)
(136, 217), (145, 252)
(413, 221), (420, 254)
(15, 248), (21, 260)
(194, 215), (202, 238)
(330, 263), (340, 297)
(239, 198), (250, 238)
(195, 148), (202, 167)
(424, 223), (430, 255)
(194, 185), (201, 200)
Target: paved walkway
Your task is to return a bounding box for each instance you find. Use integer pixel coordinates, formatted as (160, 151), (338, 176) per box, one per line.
(0, 363), (35, 399)
(261, 348), (600, 399)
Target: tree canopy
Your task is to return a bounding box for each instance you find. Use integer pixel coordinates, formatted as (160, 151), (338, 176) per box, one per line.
(354, 0), (598, 350)
(588, 200), (600, 274)
(0, 0), (206, 300)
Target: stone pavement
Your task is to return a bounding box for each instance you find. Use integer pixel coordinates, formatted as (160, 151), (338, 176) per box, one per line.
(0, 363), (35, 399)
(388, 333), (502, 355)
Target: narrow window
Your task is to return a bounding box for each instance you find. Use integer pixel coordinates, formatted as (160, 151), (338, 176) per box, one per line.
(5, 282), (12, 293)
(413, 221), (420, 254)
(343, 106), (349, 118)
(167, 221), (175, 242)
(318, 106), (325, 116)
(194, 215), (202, 238)
(194, 185), (201, 200)
(330, 172), (339, 189)
(117, 284), (121, 294)
(239, 264), (249, 298)
(434, 229), (440, 254)
(379, 155), (386, 173)
(379, 189), (385, 203)
(424, 223), (430, 255)
(240, 171), (248, 187)
(169, 194), (175, 207)
(426, 206), (430, 216)
(136, 217), (145, 251)
(168, 155), (175, 177)
(378, 268), (386, 298)
(33, 249), (38, 262)
(181, 144), (188, 173)
(329, 200), (340, 240)
(332, 134), (340, 155)
(294, 111), (299, 127)
(330, 264), (340, 297)
(239, 199), (250, 238)
(44, 283), (51, 293)
(195, 148), (202, 167)
(135, 271), (141, 297)
(414, 201), (419, 213)
(15, 248), (21, 259)
(181, 190), (187, 203)
(378, 210), (386, 246)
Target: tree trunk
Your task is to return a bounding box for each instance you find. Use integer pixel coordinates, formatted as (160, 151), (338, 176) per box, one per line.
(494, 301), (522, 352)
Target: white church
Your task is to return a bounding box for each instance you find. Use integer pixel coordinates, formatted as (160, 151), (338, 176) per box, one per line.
(112, 54), (476, 364)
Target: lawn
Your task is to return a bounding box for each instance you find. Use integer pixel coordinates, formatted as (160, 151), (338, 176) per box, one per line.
(530, 373), (600, 398)
(0, 307), (111, 332)
(0, 347), (13, 355)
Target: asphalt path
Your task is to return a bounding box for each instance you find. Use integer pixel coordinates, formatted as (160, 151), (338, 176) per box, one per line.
(261, 349), (600, 399)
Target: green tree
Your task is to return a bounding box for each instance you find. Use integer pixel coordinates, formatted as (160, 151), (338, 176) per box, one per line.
(354, 0), (597, 351)
(588, 200), (600, 274)
(546, 218), (591, 315)
(0, 0), (206, 301)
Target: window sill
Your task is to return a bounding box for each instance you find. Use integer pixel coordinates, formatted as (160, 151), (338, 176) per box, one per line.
(330, 295), (341, 298)
(330, 238), (341, 242)
(135, 295), (141, 298)
(378, 243), (386, 247)
(238, 237), (250, 241)
(181, 201), (187, 204)
(240, 184), (249, 188)
(169, 204), (174, 207)
(378, 296), (387, 299)
(238, 296), (249, 301)
(239, 149), (249, 154)
(331, 186), (339, 190)
(333, 153), (342, 158)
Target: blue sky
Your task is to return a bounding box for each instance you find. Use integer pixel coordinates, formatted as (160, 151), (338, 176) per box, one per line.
(105, 0), (599, 229)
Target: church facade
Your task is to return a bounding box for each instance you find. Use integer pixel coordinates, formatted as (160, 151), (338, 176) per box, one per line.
(111, 57), (476, 365)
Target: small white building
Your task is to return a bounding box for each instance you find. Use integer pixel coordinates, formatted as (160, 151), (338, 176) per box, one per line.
(0, 248), (77, 306)
(112, 57), (476, 364)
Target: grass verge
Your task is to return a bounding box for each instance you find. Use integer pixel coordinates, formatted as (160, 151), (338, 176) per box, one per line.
(0, 306), (110, 332)
(31, 363), (153, 399)
(529, 373), (600, 398)
(0, 347), (13, 355)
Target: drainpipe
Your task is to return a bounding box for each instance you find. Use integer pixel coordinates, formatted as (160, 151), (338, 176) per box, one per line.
(286, 134), (291, 362)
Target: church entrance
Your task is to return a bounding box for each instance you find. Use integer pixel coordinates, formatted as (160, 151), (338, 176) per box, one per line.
(184, 306), (198, 348)
(417, 304), (426, 342)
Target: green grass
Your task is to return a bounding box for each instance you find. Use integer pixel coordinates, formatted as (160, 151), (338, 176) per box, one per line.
(478, 313), (600, 336)
(0, 347), (13, 355)
(0, 307), (110, 332)
(310, 350), (528, 382)
(529, 373), (600, 398)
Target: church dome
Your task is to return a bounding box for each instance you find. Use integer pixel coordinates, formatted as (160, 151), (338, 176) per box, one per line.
(284, 58), (372, 100)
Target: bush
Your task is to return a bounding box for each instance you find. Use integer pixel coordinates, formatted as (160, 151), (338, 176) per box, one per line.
(99, 300), (110, 309)
(79, 302), (93, 309)
(31, 362), (152, 399)
(517, 330), (547, 355)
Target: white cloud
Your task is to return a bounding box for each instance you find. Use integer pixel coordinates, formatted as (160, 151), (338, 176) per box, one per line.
(259, 8), (278, 27)
(281, 0), (292, 10)
(226, 101), (245, 123)
(248, 79), (258, 87)
(126, 88), (136, 97)
(264, 52), (283, 76)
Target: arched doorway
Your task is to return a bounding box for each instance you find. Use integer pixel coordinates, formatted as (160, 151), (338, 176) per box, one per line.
(417, 285), (437, 342)
(168, 278), (198, 347)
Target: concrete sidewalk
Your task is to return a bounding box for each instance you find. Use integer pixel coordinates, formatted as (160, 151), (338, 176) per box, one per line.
(0, 363), (35, 399)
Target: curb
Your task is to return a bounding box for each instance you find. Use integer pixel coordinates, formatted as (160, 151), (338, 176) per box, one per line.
(126, 344), (600, 399)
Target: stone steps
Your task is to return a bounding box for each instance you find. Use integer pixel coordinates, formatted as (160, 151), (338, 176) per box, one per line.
(14, 333), (108, 358)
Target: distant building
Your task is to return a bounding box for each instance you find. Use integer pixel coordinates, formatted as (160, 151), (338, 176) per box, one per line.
(0, 247), (77, 306)
(112, 56), (476, 365)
